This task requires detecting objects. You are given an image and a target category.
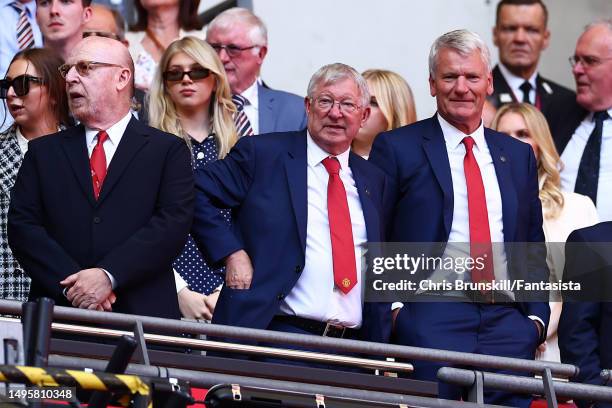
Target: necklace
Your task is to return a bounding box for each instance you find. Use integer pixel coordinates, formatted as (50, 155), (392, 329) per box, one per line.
(145, 28), (166, 52)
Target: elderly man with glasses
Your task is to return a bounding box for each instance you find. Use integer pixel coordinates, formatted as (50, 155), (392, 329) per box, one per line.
(552, 19), (612, 222)
(8, 36), (194, 319)
(191, 63), (391, 365)
(206, 7), (306, 137)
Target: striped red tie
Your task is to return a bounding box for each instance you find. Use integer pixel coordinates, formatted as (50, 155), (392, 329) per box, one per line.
(12, 2), (35, 50)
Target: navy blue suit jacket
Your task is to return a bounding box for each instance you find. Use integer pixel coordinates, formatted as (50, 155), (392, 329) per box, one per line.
(369, 115), (550, 329)
(8, 117), (194, 319)
(258, 84), (307, 134)
(559, 222), (612, 408)
(192, 130), (391, 343)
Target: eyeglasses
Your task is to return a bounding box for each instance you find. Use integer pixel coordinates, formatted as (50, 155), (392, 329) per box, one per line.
(163, 67), (211, 82)
(209, 43), (260, 58)
(312, 95), (361, 114)
(569, 55), (612, 69)
(0, 75), (44, 99)
(58, 61), (124, 78)
(83, 31), (121, 41)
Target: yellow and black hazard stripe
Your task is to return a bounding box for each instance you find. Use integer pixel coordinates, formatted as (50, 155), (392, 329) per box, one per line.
(0, 365), (150, 406)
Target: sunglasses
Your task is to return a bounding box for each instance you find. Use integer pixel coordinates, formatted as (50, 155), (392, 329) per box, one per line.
(0, 75), (44, 99)
(58, 60), (124, 79)
(163, 67), (211, 82)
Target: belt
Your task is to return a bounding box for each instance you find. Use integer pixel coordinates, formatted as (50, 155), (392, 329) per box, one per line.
(273, 315), (357, 339)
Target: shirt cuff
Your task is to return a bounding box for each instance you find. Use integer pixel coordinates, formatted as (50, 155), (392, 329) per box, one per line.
(102, 269), (116, 290)
(174, 269), (188, 293)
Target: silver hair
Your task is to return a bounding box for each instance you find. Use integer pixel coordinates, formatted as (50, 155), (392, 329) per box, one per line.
(207, 7), (268, 55)
(584, 18), (612, 33)
(307, 63), (370, 108)
(428, 29), (492, 77)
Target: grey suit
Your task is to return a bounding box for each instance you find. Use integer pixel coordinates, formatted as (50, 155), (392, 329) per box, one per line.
(257, 84), (307, 134)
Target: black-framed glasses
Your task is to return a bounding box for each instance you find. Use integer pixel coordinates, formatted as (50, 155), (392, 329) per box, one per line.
(569, 55), (612, 69)
(58, 61), (124, 78)
(209, 43), (260, 57)
(0, 75), (44, 99)
(312, 95), (361, 114)
(163, 67), (211, 82)
(83, 30), (121, 41)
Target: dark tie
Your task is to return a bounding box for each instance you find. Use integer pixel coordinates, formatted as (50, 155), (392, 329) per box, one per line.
(11, 2), (34, 50)
(90, 131), (108, 199)
(232, 94), (254, 137)
(462, 137), (494, 288)
(519, 81), (532, 104)
(322, 157), (357, 294)
(574, 111), (609, 205)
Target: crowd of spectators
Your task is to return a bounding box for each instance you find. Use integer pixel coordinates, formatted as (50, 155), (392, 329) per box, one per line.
(0, 0), (610, 406)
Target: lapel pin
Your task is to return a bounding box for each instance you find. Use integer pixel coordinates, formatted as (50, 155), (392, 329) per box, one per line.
(364, 187), (370, 195)
(500, 93), (513, 103)
(500, 156), (507, 163)
(542, 82), (553, 94)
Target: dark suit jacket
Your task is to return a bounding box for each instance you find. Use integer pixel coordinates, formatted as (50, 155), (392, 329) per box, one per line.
(258, 84), (307, 134)
(547, 97), (589, 155)
(8, 117), (194, 319)
(559, 222), (612, 408)
(369, 115), (550, 334)
(489, 65), (576, 142)
(191, 130), (392, 343)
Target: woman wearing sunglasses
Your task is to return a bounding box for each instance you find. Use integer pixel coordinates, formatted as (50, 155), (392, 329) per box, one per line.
(0, 48), (70, 301)
(148, 36), (237, 320)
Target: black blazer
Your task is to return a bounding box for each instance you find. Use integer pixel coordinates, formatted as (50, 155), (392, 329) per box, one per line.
(489, 65), (577, 144)
(8, 117), (194, 319)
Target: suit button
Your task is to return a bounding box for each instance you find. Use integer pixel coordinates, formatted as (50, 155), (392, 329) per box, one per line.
(294, 265), (303, 273)
(93, 217), (101, 224)
(277, 293), (285, 300)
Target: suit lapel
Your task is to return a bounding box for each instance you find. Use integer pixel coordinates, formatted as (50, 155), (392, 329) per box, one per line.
(485, 129), (517, 242)
(284, 131), (308, 251)
(258, 84), (274, 134)
(61, 124), (96, 206)
(492, 66), (515, 107)
(97, 116), (148, 204)
(423, 116), (454, 237)
(350, 154), (379, 243)
(0, 128), (24, 195)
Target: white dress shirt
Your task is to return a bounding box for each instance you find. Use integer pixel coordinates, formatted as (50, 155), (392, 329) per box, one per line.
(15, 126), (28, 156)
(239, 80), (260, 135)
(83, 111), (133, 288)
(280, 132), (367, 327)
(499, 63), (537, 105)
(560, 108), (612, 222)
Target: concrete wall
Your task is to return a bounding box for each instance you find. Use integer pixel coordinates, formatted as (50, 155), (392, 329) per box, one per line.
(250, 0), (610, 119)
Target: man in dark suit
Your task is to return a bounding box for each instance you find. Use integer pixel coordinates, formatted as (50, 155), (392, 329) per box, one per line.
(206, 7), (307, 137)
(8, 36), (193, 319)
(559, 222), (612, 408)
(370, 29), (549, 407)
(191, 63), (391, 349)
(554, 20), (612, 222)
(489, 0), (575, 130)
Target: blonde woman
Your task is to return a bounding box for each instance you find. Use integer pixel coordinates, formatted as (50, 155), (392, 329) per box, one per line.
(353, 69), (417, 158)
(148, 36), (237, 320)
(492, 103), (598, 362)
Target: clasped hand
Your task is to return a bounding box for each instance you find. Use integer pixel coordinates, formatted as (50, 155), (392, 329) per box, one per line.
(60, 268), (116, 311)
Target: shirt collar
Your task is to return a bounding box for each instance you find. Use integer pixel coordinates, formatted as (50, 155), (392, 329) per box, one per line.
(306, 130), (350, 170)
(588, 108), (612, 122)
(240, 80), (259, 110)
(437, 113), (486, 151)
(3, 0), (36, 15)
(85, 112), (133, 148)
(15, 126), (28, 152)
(499, 63), (537, 95)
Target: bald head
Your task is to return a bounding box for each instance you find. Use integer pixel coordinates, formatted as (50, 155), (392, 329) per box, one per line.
(65, 37), (134, 129)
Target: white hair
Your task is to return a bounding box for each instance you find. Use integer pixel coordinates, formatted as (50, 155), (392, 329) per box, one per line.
(429, 29), (491, 77)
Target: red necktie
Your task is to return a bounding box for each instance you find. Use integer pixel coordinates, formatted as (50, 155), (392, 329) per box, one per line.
(322, 157), (357, 294)
(462, 137), (494, 287)
(90, 131), (108, 199)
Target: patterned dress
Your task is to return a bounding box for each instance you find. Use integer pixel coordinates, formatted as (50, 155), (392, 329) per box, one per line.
(173, 134), (228, 294)
(0, 126), (29, 301)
